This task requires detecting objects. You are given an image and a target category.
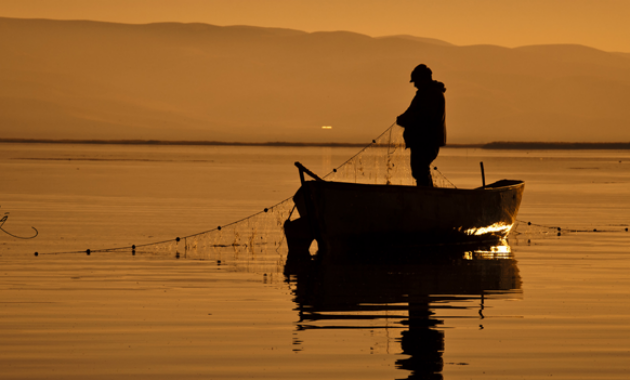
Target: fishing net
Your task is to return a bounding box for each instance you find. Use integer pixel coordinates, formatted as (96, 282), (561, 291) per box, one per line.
(124, 197), (296, 275)
(508, 221), (563, 244)
(323, 124), (456, 188)
(509, 219), (629, 244)
(34, 124), (479, 267)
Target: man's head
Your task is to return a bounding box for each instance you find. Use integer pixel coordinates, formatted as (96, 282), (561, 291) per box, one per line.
(410, 64), (433, 84)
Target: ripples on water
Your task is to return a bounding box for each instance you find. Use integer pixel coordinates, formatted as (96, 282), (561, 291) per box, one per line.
(1, 143), (629, 379)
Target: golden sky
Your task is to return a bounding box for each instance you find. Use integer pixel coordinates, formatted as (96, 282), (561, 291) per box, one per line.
(1, 0), (629, 52)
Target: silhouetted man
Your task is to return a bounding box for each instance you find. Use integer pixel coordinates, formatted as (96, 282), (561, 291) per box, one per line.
(396, 64), (446, 187)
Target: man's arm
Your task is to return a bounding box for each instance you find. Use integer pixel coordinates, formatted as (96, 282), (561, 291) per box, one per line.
(396, 95), (420, 128)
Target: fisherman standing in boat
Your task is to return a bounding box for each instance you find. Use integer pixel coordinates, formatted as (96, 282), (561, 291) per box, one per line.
(396, 64), (447, 187)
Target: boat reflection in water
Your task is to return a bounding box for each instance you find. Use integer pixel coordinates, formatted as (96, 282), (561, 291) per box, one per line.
(285, 241), (521, 380)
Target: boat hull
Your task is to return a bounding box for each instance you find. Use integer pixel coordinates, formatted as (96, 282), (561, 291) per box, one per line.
(291, 180), (524, 252)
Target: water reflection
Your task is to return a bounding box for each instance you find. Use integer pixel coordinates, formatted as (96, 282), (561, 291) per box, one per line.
(285, 242), (521, 379)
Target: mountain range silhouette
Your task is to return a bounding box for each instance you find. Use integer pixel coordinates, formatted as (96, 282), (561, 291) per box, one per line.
(1, 17), (629, 143)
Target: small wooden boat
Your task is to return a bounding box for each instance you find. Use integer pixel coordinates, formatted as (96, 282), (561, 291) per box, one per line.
(285, 162), (524, 254)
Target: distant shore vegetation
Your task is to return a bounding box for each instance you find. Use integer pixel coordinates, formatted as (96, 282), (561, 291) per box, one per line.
(1, 139), (629, 150)
(481, 142), (630, 150)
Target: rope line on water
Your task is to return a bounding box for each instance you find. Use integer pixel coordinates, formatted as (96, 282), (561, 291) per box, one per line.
(1, 215), (39, 239)
(34, 195), (295, 257)
(513, 219), (629, 237)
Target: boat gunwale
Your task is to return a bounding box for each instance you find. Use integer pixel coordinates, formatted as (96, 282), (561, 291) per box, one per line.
(306, 179), (525, 194)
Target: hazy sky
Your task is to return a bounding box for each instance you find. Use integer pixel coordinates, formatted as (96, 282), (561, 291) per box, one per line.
(1, 0), (629, 52)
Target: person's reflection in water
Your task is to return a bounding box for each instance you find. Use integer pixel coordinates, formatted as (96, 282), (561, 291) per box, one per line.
(285, 243), (521, 380)
(396, 64), (447, 187)
(396, 301), (445, 380)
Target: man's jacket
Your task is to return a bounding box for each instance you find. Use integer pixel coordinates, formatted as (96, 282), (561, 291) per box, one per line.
(396, 80), (447, 149)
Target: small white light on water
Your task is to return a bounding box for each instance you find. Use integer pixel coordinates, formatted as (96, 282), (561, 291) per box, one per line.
(321, 126), (332, 130)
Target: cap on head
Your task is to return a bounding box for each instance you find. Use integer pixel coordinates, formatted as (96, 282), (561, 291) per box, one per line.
(410, 64), (433, 83)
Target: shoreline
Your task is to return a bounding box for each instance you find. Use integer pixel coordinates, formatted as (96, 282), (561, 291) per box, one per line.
(0, 138), (629, 150)
(481, 141), (630, 150)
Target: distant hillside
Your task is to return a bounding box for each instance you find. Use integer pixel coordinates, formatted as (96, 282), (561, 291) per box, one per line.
(1, 17), (630, 143)
(378, 35), (454, 46)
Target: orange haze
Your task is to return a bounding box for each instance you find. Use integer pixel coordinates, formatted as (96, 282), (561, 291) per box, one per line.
(1, 1), (629, 143)
(1, 0), (629, 52)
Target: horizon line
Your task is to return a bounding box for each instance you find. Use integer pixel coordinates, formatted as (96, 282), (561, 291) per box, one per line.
(1, 138), (630, 150)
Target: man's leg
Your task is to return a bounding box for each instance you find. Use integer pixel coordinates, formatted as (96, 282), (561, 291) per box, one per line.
(410, 147), (440, 187)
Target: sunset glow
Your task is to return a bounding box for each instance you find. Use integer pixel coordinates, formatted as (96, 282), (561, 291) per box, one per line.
(2, 2), (629, 379)
(1, 0), (629, 51)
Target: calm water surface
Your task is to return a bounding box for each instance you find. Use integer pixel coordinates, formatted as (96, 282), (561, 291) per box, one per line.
(1, 143), (629, 379)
